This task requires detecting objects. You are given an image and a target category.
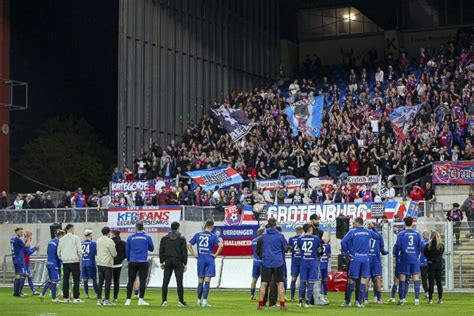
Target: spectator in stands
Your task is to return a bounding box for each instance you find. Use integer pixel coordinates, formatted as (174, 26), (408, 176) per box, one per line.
(289, 79), (300, 96)
(42, 194), (56, 209)
(385, 181), (396, 201)
(409, 184), (425, 201)
(348, 69), (357, 94)
(124, 167), (134, 181)
(446, 203), (464, 245)
(424, 182), (436, 203)
(375, 66), (384, 83)
(461, 193), (474, 239)
(61, 191), (72, 208)
(111, 167), (125, 182)
(289, 188), (304, 204)
(134, 189), (145, 207)
(72, 188), (87, 208)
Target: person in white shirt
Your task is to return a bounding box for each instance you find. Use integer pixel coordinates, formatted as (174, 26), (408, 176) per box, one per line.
(375, 67), (384, 83)
(96, 227), (117, 306)
(289, 79), (300, 96)
(385, 181), (396, 201)
(57, 224), (83, 303)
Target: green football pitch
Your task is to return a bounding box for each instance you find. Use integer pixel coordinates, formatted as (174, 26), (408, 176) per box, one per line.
(1, 288), (474, 316)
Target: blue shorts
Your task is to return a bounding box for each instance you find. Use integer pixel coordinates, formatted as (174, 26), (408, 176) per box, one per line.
(14, 264), (26, 276)
(300, 261), (319, 282)
(320, 268), (328, 280)
(369, 257), (382, 277)
(399, 261), (420, 276)
(47, 266), (60, 282)
(197, 256), (215, 278)
(252, 260), (262, 278)
(24, 265), (32, 276)
(81, 266), (97, 279)
(349, 257), (370, 279)
(394, 264), (411, 280)
(290, 258), (301, 277)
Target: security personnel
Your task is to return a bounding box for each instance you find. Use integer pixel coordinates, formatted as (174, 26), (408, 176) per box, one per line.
(159, 221), (188, 306)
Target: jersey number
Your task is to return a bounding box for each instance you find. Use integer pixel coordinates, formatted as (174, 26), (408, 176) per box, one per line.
(82, 244), (90, 256)
(301, 241), (313, 253)
(199, 236), (209, 248)
(408, 235), (414, 246)
(370, 239), (376, 249)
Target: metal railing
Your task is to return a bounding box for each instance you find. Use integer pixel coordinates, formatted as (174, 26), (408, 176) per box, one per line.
(0, 206), (225, 224)
(392, 162), (432, 198)
(458, 253), (474, 288)
(0, 207), (108, 224)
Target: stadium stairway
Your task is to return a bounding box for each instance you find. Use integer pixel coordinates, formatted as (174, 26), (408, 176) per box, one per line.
(453, 230), (474, 289)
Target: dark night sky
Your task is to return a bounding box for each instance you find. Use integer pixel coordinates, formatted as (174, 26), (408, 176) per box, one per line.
(10, 0), (118, 160)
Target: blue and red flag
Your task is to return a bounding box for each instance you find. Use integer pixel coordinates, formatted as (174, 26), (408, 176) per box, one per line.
(389, 105), (420, 142)
(186, 165), (244, 191)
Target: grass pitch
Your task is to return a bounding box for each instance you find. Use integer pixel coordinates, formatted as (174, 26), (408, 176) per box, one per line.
(1, 288), (473, 316)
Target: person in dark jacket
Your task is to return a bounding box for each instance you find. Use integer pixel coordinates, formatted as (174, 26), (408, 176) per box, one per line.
(159, 221), (188, 306)
(111, 230), (126, 302)
(446, 203), (463, 245)
(424, 230), (445, 304)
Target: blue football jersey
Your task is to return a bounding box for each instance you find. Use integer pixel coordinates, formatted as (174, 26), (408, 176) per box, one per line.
(419, 238), (429, 267)
(341, 227), (381, 258)
(47, 237), (61, 268)
(10, 236), (26, 265)
(189, 231), (220, 258)
(288, 235), (302, 260)
(297, 235), (321, 262)
(393, 228), (423, 264)
(368, 235), (386, 259)
(81, 240), (97, 267)
(320, 243), (331, 269)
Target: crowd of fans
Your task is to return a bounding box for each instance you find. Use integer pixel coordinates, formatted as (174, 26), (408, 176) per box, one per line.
(110, 39), (473, 208)
(1, 39), (473, 218)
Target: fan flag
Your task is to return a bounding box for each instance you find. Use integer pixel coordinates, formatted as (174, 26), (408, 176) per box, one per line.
(389, 105), (420, 142)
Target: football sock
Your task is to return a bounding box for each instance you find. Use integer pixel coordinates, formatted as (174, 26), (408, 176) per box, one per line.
(197, 282), (203, 300)
(399, 282), (405, 300)
(19, 277), (26, 293)
(28, 277), (36, 292)
(83, 280), (89, 295)
(299, 281), (306, 302)
(358, 283), (366, 304)
(250, 288), (256, 296)
(414, 280), (421, 300)
(345, 283), (354, 304)
(307, 282), (314, 302)
(51, 282), (57, 299)
(322, 280), (328, 295)
(391, 284), (397, 298)
(203, 281), (210, 300)
(290, 280), (296, 299)
(42, 282), (50, 296)
(13, 278), (19, 295)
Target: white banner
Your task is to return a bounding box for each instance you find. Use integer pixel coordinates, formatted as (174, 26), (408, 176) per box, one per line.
(107, 206), (181, 233)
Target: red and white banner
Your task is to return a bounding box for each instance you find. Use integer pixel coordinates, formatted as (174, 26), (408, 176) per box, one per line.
(107, 206), (181, 233)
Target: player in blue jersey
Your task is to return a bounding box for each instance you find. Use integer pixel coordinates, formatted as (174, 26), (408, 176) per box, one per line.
(11, 227), (27, 297)
(388, 247), (411, 303)
(188, 219), (223, 307)
(392, 216), (424, 305)
(420, 230), (430, 300)
(366, 229), (388, 304)
(81, 229), (98, 299)
(297, 223), (321, 308)
(341, 217), (381, 308)
(22, 231), (40, 296)
(288, 226), (303, 301)
(320, 236), (331, 302)
(40, 229), (65, 302)
(250, 228), (265, 300)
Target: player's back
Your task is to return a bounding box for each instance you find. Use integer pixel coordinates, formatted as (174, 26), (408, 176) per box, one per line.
(251, 237), (261, 261)
(288, 235), (301, 260)
(369, 237), (382, 260)
(10, 236), (25, 265)
(47, 238), (60, 267)
(320, 243), (331, 267)
(396, 229), (422, 264)
(298, 235), (320, 262)
(81, 239), (96, 266)
(191, 231), (219, 258)
(343, 227), (372, 258)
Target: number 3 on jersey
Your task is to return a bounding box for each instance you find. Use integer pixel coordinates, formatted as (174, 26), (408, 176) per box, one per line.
(408, 235), (414, 246)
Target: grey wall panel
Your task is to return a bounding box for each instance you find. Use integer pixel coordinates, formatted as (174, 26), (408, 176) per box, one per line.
(118, 0), (281, 168)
